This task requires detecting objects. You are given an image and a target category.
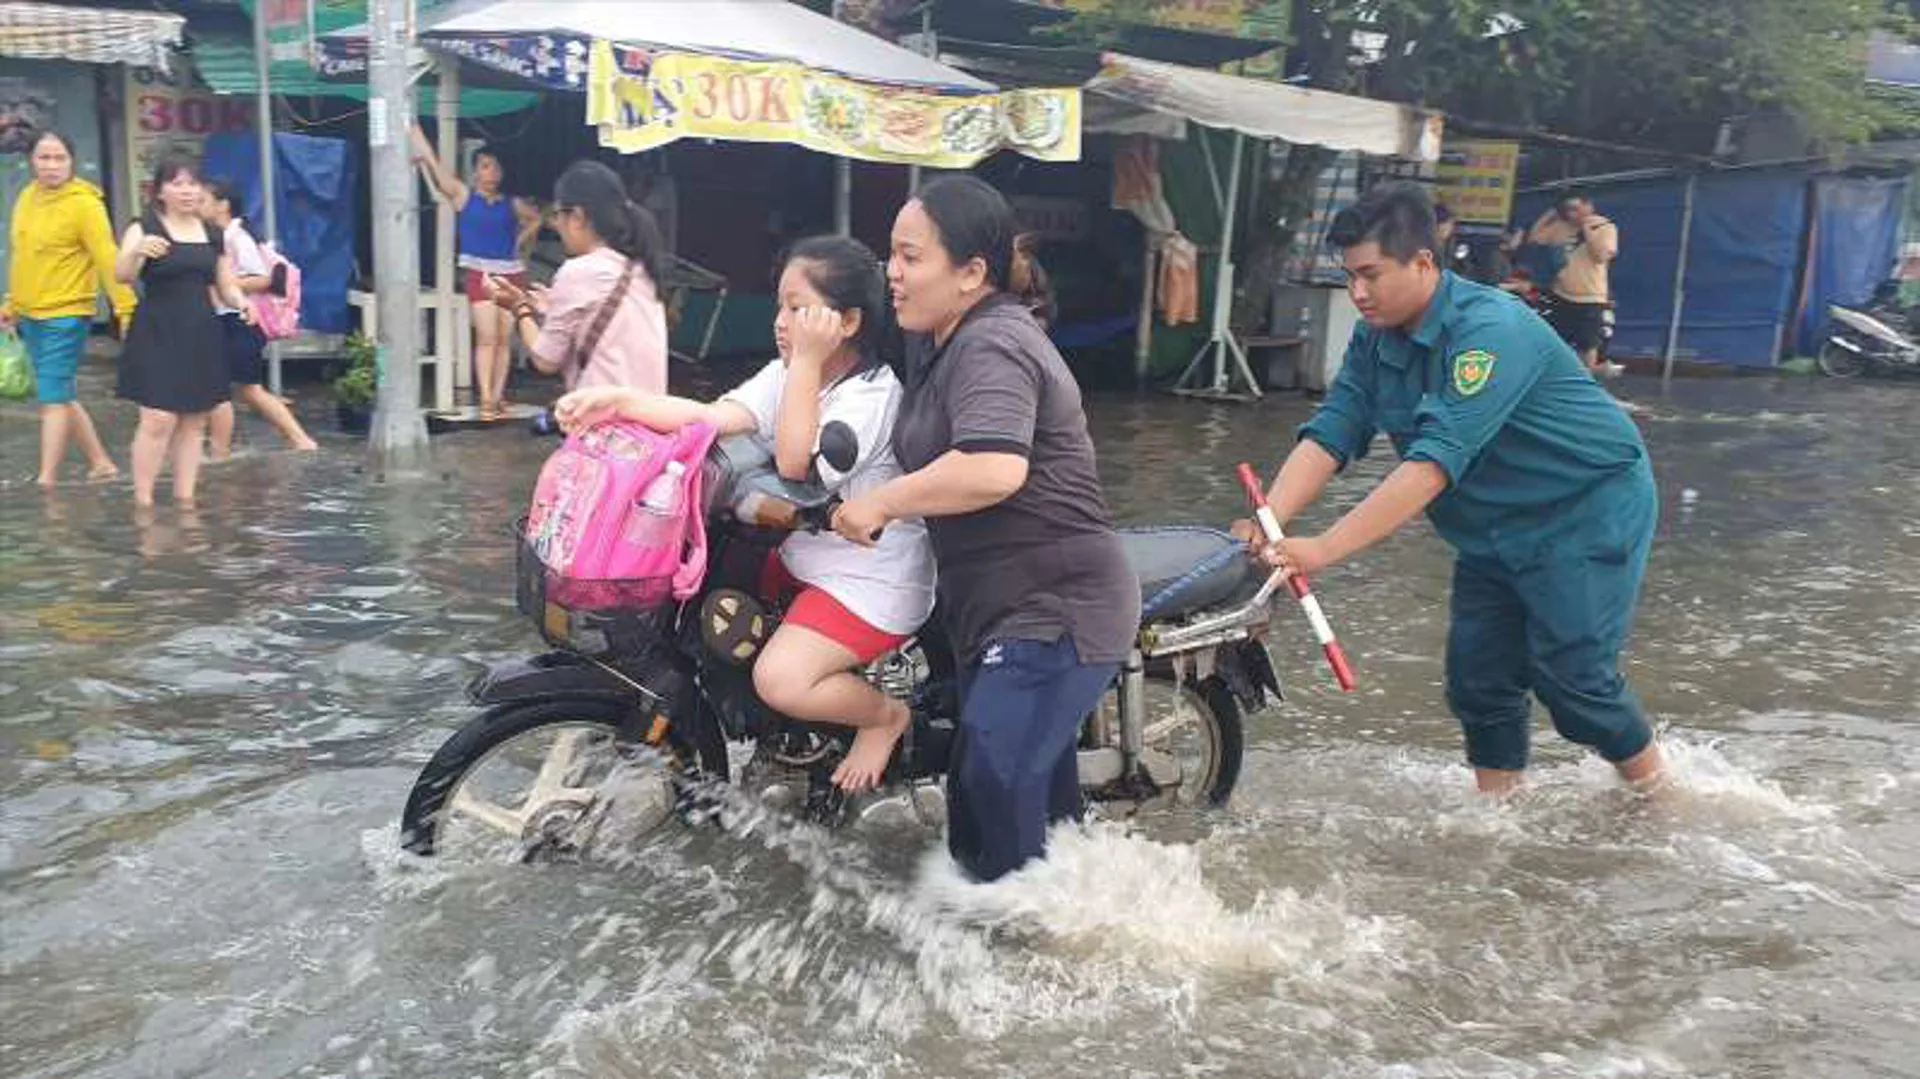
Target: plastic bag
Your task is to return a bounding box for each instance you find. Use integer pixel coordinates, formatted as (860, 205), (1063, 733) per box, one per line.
(0, 331), (33, 400)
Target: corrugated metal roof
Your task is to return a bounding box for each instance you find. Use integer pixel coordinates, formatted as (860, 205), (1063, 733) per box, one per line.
(190, 30), (535, 117)
(0, 1), (184, 70)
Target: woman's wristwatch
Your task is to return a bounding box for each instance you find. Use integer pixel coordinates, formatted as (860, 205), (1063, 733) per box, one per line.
(514, 304), (537, 324)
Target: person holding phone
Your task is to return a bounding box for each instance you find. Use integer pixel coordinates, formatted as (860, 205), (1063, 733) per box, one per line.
(489, 161), (667, 396)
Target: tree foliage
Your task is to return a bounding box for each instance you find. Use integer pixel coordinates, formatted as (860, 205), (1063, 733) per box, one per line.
(1221, 0), (1910, 326)
(1283, 0), (1906, 150)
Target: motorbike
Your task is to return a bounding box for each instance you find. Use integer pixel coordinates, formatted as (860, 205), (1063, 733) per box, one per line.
(398, 419), (1283, 861)
(1822, 282), (1920, 379)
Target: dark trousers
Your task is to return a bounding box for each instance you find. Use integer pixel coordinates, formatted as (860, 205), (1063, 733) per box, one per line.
(1444, 469), (1658, 771)
(946, 637), (1116, 882)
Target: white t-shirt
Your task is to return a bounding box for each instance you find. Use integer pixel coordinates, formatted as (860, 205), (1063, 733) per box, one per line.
(215, 219), (267, 316)
(721, 359), (936, 636)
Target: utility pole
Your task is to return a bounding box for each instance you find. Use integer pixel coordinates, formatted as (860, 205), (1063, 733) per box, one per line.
(366, 0), (430, 463)
(249, 0), (281, 394)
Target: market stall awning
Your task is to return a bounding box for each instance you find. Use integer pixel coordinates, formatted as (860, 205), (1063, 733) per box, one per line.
(1088, 52), (1443, 163)
(321, 0), (994, 93)
(322, 0), (1081, 168)
(0, 1), (183, 71)
(425, 0), (994, 92)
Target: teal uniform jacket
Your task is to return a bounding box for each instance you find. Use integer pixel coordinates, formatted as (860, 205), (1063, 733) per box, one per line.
(1300, 272), (1657, 771)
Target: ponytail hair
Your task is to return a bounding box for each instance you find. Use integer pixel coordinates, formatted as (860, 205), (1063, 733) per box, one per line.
(553, 159), (667, 298)
(1008, 232), (1053, 327)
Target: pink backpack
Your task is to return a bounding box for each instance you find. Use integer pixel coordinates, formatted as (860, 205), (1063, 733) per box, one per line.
(250, 244), (302, 341)
(525, 420), (717, 610)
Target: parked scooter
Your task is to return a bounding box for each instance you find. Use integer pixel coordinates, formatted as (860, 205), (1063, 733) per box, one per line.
(1822, 282), (1920, 378)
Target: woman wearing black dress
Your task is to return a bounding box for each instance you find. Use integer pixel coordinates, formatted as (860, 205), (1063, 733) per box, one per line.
(114, 152), (250, 507)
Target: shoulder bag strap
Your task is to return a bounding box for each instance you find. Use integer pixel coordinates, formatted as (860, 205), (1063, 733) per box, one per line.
(567, 256), (641, 373)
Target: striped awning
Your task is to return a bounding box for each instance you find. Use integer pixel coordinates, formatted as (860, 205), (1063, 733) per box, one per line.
(0, 2), (185, 71)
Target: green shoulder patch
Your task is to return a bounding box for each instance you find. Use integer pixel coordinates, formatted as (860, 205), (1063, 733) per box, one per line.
(1451, 349), (1496, 397)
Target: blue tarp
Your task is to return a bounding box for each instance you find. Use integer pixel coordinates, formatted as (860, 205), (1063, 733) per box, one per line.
(1795, 176), (1907, 355)
(202, 132), (358, 334)
(1517, 169), (1812, 367)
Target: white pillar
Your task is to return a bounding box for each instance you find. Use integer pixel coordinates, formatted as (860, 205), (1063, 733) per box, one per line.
(433, 57), (459, 413)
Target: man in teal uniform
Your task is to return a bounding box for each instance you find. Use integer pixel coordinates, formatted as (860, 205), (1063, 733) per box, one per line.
(1240, 182), (1666, 794)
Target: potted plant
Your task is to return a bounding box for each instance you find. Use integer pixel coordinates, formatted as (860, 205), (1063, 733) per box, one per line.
(330, 332), (376, 432)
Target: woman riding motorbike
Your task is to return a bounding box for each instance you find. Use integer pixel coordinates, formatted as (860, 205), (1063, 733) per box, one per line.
(831, 176), (1139, 883)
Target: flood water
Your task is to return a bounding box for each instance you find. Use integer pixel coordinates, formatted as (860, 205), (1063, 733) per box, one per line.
(3, 362), (1917, 1079)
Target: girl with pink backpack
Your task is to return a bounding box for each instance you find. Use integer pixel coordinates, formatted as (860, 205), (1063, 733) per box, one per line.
(200, 179), (317, 458)
(554, 237), (935, 795)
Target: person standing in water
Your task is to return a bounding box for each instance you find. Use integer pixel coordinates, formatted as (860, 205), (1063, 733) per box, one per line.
(1, 129), (136, 486)
(200, 179), (317, 458)
(411, 123), (523, 418)
(1238, 182), (1665, 796)
(832, 177), (1137, 882)
(113, 152), (252, 507)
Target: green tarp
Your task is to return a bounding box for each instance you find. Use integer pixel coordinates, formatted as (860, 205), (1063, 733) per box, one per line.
(225, 0), (533, 116)
(191, 29), (535, 116)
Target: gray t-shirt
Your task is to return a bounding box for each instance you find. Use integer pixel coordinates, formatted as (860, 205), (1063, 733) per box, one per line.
(893, 295), (1139, 666)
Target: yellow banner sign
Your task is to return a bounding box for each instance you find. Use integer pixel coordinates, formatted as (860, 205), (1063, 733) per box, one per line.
(1434, 139), (1521, 227)
(588, 43), (1081, 168)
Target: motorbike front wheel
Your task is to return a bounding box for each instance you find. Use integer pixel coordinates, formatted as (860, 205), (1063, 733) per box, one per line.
(1819, 339), (1867, 378)
(399, 698), (719, 860)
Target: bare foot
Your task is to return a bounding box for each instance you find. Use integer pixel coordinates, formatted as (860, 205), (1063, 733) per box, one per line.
(36, 474), (57, 489)
(1615, 742), (1672, 801)
(292, 437), (319, 452)
(832, 701), (910, 794)
(1473, 767), (1527, 797)
(86, 463), (120, 482)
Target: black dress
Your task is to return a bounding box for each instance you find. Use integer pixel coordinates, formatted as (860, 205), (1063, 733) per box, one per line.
(116, 212), (228, 413)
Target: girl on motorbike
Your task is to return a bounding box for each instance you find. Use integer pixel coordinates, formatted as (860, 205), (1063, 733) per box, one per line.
(553, 236), (936, 794)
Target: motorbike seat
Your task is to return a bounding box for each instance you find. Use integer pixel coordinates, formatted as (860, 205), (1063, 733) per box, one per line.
(1119, 527), (1262, 621)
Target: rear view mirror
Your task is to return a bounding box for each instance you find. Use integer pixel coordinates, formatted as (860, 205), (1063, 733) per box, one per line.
(818, 420), (860, 474)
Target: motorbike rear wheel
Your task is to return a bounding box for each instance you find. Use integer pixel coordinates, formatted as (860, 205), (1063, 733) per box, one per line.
(399, 697), (722, 859)
(1115, 675), (1244, 808)
(1819, 339), (1867, 378)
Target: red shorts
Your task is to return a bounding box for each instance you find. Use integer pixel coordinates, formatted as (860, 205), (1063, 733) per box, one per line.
(463, 268), (526, 305)
(761, 553), (908, 663)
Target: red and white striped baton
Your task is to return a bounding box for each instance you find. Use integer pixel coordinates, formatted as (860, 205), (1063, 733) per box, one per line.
(1236, 462), (1357, 693)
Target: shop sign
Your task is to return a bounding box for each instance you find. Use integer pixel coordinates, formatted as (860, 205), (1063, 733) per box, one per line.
(261, 0), (314, 65)
(588, 43), (1081, 168)
(122, 57), (252, 212)
(1434, 139), (1520, 226)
